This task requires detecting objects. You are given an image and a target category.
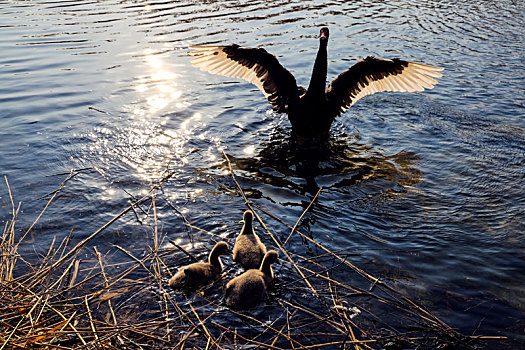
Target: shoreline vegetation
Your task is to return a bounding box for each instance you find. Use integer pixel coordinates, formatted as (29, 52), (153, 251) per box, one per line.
(1, 152), (505, 349)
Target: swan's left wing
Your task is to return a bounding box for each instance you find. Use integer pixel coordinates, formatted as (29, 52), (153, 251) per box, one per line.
(326, 56), (443, 114)
(189, 44), (301, 112)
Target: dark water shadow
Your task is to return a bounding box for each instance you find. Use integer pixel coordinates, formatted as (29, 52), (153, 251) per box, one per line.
(226, 125), (422, 197)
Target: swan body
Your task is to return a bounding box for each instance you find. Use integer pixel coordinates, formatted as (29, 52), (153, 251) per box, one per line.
(169, 241), (229, 290)
(225, 250), (278, 310)
(232, 210), (267, 269)
(189, 27), (443, 137)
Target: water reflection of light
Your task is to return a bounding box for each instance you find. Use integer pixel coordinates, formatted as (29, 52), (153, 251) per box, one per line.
(147, 57), (163, 68)
(134, 48), (182, 115)
(155, 133), (172, 145)
(151, 71), (176, 81)
(180, 112), (202, 133)
(99, 187), (117, 201)
(132, 108), (146, 117)
(135, 84), (147, 92)
(163, 129), (178, 138)
(180, 119), (190, 130)
(100, 119), (191, 183)
(243, 145), (256, 155)
(90, 47), (197, 188)
(147, 95), (170, 111)
(159, 84), (174, 93)
(144, 48), (162, 68)
(186, 188), (204, 201)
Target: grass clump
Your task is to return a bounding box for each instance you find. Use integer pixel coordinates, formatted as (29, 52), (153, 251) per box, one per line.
(0, 160), (505, 349)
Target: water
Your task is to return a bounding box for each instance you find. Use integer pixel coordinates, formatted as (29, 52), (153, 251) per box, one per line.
(1, 0), (524, 347)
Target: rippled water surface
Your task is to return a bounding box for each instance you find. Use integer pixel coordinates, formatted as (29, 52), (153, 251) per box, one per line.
(1, 0), (524, 347)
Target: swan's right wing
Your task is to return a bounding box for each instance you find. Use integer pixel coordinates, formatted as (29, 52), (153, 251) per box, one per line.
(189, 45), (301, 112)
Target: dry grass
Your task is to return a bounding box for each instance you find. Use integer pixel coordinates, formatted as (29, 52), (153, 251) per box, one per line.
(0, 159), (506, 349)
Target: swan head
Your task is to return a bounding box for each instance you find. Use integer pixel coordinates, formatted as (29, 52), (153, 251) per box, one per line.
(319, 27), (329, 41)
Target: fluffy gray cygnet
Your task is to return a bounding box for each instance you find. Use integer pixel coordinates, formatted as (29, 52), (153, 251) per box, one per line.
(232, 210), (266, 270)
(169, 241), (229, 290)
(225, 250), (278, 310)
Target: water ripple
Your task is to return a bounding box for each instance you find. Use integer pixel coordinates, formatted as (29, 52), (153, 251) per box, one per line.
(1, 0), (524, 346)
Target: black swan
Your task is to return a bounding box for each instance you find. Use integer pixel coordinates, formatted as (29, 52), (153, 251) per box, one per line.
(225, 250), (278, 310)
(189, 27), (443, 137)
(232, 210), (267, 270)
(169, 241), (229, 290)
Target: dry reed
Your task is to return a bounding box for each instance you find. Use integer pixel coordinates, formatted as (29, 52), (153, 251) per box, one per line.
(0, 157), (506, 350)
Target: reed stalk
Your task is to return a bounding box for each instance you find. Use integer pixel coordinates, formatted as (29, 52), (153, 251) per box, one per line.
(0, 159), (503, 349)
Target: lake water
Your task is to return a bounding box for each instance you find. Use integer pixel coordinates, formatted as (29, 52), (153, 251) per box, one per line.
(1, 0), (524, 347)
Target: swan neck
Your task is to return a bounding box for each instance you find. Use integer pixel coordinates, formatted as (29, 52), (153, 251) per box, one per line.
(208, 247), (223, 268)
(305, 41), (327, 99)
(240, 220), (254, 235)
(260, 257), (274, 278)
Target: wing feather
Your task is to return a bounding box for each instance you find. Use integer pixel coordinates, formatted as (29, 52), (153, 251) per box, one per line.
(189, 45), (301, 112)
(326, 56), (443, 112)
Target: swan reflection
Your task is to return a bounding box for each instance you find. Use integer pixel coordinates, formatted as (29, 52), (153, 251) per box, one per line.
(222, 130), (422, 197)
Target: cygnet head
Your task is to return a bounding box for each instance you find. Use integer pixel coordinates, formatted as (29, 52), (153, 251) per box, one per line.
(211, 241), (230, 256)
(262, 250), (278, 265)
(243, 210), (254, 224)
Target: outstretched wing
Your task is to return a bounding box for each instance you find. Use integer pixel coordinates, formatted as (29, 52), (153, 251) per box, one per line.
(189, 45), (302, 112)
(326, 56), (443, 114)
